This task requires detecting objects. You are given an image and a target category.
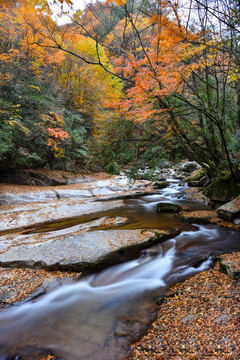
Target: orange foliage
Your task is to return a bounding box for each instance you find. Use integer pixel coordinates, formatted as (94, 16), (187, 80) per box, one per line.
(110, 6), (203, 125)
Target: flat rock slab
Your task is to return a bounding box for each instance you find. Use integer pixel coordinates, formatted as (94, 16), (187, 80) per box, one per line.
(0, 175), (151, 206)
(0, 199), (124, 232)
(0, 230), (157, 272)
(0, 190), (58, 205)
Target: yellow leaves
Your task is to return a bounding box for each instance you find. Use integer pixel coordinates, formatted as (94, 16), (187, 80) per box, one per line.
(7, 120), (30, 135)
(28, 85), (41, 91)
(57, 33), (123, 124)
(227, 65), (240, 83)
(41, 112), (64, 127)
(107, 0), (126, 6)
(4, 104), (30, 135)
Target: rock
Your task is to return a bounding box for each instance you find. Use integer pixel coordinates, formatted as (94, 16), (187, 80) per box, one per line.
(214, 314), (230, 324)
(233, 218), (240, 225)
(136, 171), (153, 180)
(66, 176), (92, 185)
(0, 230), (157, 272)
(180, 314), (196, 323)
(216, 194), (240, 221)
(183, 188), (210, 204)
(186, 168), (209, 187)
(180, 210), (215, 224)
(203, 179), (240, 203)
(0, 199), (125, 232)
(153, 181), (168, 189)
(95, 191), (157, 202)
(160, 161), (171, 168)
(217, 254), (240, 280)
(160, 168), (170, 174)
(0, 173), (42, 186)
(0, 191), (58, 206)
(55, 189), (93, 199)
(157, 203), (182, 213)
(92, 187), (115, 196)
(25, 170), (68, 186)
(179, 161), (201, 173)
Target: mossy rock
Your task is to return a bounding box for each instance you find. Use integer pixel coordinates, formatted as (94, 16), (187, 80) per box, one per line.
(186, 168), (209, 187)
(157, 203), (182, 213)
(153, 181), (168, 189)
(186, 168), (205, 182)
(203, 178), (240, 203)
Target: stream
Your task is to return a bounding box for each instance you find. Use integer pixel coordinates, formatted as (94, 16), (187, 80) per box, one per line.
(0, 179), (240, 360)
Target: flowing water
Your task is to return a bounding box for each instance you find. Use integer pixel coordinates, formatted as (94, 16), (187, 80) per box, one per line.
(0, 180), (240, 360)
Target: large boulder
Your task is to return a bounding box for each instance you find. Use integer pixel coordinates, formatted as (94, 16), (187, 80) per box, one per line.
(203, 179), (240, 203)
(179, 161), (201, 173)
(216, 195), (240, 221)
(186, 168), (209, 187)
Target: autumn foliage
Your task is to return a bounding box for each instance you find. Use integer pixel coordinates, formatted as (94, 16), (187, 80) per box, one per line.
(0, 0), (239, 175)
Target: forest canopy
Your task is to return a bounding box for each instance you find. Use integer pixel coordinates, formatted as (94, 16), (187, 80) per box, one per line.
(0, 0), (239, 177)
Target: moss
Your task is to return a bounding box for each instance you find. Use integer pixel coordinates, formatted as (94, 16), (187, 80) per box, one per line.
(186, 168), (206, 182)
(157, 203), (182, 213)
(153, 181), (168, 189)
(203, 178), (240, 202)
(153, 231), (168, 239)
(218, 171), (232, 181)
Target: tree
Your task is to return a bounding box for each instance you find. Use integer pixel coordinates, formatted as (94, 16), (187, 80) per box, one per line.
(79, 0), (240, 177)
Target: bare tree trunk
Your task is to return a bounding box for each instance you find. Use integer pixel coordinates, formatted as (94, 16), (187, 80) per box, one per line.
(236, 82), (240, 130)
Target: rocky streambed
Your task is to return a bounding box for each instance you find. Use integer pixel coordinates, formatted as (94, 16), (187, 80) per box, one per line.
(0, 165), (239, 360)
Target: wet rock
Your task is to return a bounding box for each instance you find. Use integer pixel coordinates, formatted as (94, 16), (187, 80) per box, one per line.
(0, 230), (156, 272)
(153, 181), (168, 189)
(95, 191), (156, 202)
(216, 195), (240, 221)
(0, 199), (124, 232)
(157, 203), (182, 213)
(179, 161), (201, 173)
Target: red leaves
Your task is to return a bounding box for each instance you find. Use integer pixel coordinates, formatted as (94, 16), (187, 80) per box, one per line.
(47, 127), (69, 140)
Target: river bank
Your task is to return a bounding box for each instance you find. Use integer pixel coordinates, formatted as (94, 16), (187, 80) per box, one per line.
(129, 253), (240, 360)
